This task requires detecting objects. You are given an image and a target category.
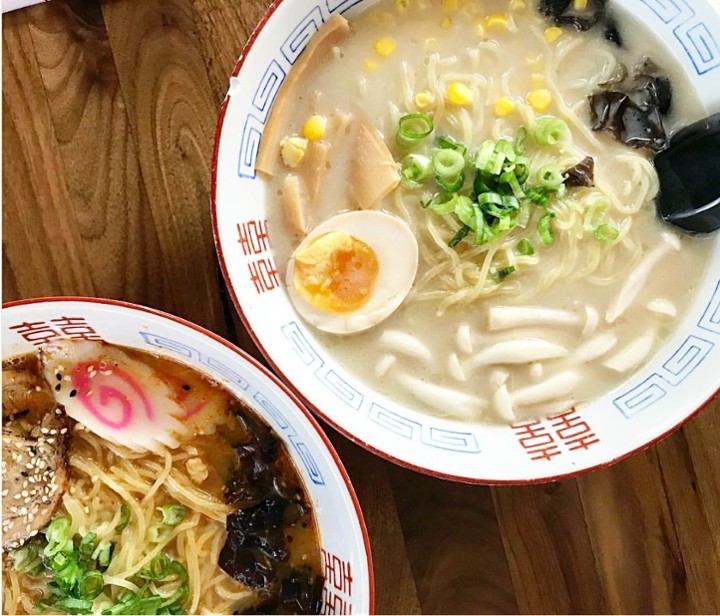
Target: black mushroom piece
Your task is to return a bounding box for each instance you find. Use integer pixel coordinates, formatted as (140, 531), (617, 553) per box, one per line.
(538, 0), (621, 44)
(588, 58), (674, 152)
(219, 407), (322, 614)
(239, 567), (324, 615)
(563, 156), (595, 187)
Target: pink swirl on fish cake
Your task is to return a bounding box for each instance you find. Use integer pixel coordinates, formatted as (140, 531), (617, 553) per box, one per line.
(71, 361), (154, 430)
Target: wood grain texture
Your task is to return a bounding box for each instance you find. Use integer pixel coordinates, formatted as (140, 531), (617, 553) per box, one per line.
(3, 1), (720, 614)
(390, 469), (518, 615)
(3, 8), (96, 299)
(493, 480), (606, 614)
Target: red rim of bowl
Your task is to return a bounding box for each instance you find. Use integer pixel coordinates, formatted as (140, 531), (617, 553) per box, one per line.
(2, 295), (376, 614)
(209, 0), (720, 485)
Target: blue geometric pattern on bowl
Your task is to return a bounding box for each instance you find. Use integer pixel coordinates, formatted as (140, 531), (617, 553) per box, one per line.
(138, 331), (325, 485)
(612, 276), (720, 419)
(640, 0), (720, 74)
(282, 322), (481, 453)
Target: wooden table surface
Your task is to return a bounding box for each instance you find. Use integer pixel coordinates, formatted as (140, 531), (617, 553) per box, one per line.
(3, 1), (720, 614)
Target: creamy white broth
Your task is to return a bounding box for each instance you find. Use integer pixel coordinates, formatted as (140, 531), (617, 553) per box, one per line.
(264, 0), (712, 423)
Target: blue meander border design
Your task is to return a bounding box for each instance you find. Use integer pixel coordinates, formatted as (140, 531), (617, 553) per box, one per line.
(284, 323), (481, 453)
(612, 276), (720, 419)
(640, 0), (720, 74)
(138, 331), (325, 485)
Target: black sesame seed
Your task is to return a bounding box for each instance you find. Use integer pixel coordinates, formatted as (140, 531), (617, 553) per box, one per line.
(20, 471), (28, 478)
(54, 384), (61, 392)
(56, 374), (62, 381)
(181, 384), (191, 391)
(69, 390), (77, 398)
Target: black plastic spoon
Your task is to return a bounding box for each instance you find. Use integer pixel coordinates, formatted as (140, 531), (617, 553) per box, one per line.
(655, 112), (720, 233)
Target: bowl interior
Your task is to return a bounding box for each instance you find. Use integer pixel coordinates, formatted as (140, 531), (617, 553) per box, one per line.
(212, 0), (720, 483)
(2, 298), (373, 614)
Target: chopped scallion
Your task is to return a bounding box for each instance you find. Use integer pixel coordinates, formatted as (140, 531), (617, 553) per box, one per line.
(594, 223), (619, 242)
(159, 504), (186, 527)
(535, 164), (565, 190)
(116, 504), (131, 531)
(448, 225), (471, 247)
(492, 266), (517, 282)
(533, 116), (570, 146)
(396, 113), (434, 148)
(538, 211), (555, 245)
(437, 172), (465, 192)
(147, 524), (172, 543)
(517, 239), (535, 255)
(432, 149), (465, 179)
(400, 154), (432, 188)
(44, 516), (72, 558)
(434, 134), (467, 155)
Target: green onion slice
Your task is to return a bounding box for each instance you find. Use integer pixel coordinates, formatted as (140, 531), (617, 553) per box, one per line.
(396, 113), (434, 148)
(44, 516), (72, 557)
(448, 225), (471, 247)
(400, 154), (432, 188)
(432, 149), (465, 179)
(538, 210), (555, 245)
(79, 533), (98, 558)
(535, 164), (565, 190)
(594, 223), (619, 242)
(147, 524), (172, 543)
(116, 504), (131, 531)
(437, 172), (465, 192)
(159, 504), (186, 527)
(78, 570), (104, 600)
(492, 266), (517, 282)
(533, 116), (570, 146)
(434, 134), (467, 155)
(517, 239), (535, 255)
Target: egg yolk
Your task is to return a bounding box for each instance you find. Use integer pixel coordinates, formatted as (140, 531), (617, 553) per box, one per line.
(293, 232), (379, 314)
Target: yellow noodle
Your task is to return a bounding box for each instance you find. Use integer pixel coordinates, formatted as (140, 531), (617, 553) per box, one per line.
(3, 430), (256, 615)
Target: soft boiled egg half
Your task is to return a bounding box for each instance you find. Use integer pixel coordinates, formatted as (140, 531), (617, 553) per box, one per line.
(286, 210), (419, 334)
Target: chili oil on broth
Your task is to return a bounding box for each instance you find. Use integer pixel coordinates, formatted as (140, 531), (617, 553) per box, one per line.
(264, 0), (712, 423)
(2, 346), (323, 615)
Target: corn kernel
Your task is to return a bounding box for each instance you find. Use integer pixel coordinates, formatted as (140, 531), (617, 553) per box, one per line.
(484, 14), (509, 32)
(509, 0), (526, 12)
(544, 26), (563, 43)
(302, 115), (326, 141)
(440, 15), (452, 29)
(527, 89), (552, 112)
(442, 0), (458, 11)
(280, 136), (308, 168)
(447, 82), (473, 105)
(364, 59), (378, 71)
(494, 97), (515, 117)
(574, 0), (588, 9)
(531, 73), (546, 88)
(374, 37), (397, 57)
(414, 90), (436, 111)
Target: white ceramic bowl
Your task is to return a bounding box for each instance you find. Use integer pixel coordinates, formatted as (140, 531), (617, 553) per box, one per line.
(2, 297), (374, 613)
(212, 0), (720, 483)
